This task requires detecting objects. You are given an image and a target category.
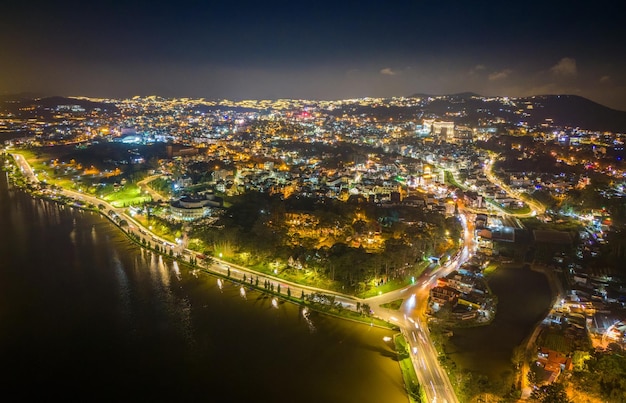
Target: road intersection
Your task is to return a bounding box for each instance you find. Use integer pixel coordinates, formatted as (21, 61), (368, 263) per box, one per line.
(10, 151), (540, 403)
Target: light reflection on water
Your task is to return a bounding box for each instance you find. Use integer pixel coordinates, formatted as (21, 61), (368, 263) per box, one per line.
(0, 173), (406, 403)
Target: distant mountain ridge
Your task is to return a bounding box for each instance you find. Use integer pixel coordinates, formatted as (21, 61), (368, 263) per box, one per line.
(407, 93), (626, 132)
(410, 92), (481, 99)
(0, 95), (119, 116)
(2, 93), (626, 133)
(0, 92), (47, 102)
(517, 94), (626, 132)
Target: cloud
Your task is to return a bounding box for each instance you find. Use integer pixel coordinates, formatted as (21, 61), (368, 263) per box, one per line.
(467, 64), (487, 77)
(488, 69), (512, 81)
(550, 57), (577, 76)
(600, 75), (611, 83)
(380, 67), (398, 76)
(468, 64), (486, 76)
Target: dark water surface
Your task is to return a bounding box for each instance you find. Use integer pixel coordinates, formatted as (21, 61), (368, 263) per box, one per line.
(0, 172), (406, 402)
(447, 264), (552, 382)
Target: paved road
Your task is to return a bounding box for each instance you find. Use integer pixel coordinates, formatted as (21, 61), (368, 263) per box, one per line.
(13, 150), (551, 402)
(483, 156), (545, 217)
(12, 152), (460, 402)
(444, 157), (544, 219)
(12, 153), (37, 181)
(366, 212), (475, 403)
(137, 174), (165, 202)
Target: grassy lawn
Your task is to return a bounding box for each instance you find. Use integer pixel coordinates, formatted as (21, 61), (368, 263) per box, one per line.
(133, 214), (179, 243)
(359, 277), (413, 299)
(244, 262), (342, 292)
(503, 205), (531, 215)
(358, 260), (430, 299)
(444, 170), (464, 189)
(15, 149), (68, 187)
(394, 333), (424, 403)
(14, 149), (43, 166)
(17, 149), (91, 191)
(16, 148), (151, 207)
(103, 184), (151, 207)
(380, 299), (404, 310)
(521, 217), (583, 232)
(305, 302), (396, 329)
(540, 328), (572, 353)
(483, 262), (498, 276)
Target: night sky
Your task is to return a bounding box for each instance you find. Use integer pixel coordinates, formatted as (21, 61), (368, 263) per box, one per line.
(2, 0), (625, 110)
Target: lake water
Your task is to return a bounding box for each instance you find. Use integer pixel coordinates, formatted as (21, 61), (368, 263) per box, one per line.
(446, 263), (552, 385)
(0, 170), (407, 402)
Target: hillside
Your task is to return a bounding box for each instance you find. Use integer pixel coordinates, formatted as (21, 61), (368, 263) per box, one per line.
(410, 93), (626, 132)
(0, 96), (120, 118)
(3, 93), (626, 133)
(518, 95), (626, 132)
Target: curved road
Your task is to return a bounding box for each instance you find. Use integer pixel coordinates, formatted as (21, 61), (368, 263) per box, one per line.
(137, 174), (165, 202)
(483, 156), (545, 217)
(13, 152), (463, 402)
(366, 213), (475, 403)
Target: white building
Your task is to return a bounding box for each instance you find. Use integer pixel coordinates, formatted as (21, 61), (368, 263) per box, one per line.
(422, 119), (455, 140)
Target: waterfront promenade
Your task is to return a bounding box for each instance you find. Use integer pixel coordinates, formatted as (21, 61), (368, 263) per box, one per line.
(9, 151), (460, 403)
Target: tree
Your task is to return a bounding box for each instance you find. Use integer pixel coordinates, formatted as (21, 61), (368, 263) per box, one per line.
(511, 345), (526, 370)
(530, 382), (571, 403)
(527, 369), (537, 386)
(577, 350), (626, 400)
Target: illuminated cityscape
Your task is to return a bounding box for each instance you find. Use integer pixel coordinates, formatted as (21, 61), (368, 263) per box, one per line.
(2, 91), (626, 402)
(1, 1), (626, 402)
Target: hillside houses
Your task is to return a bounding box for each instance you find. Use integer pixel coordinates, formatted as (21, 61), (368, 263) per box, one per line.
(429, 266), (493, 322)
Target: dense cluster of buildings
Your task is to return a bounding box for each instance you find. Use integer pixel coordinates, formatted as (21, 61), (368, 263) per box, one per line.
(2, 95), (623, 230)
(3, 94), (626, 396)
(429, 256), (494, 321)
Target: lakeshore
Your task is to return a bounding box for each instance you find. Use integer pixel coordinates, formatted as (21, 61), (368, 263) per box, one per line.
(0, 167), (409, 402)
(5, 148), (467, 402)
(4, 151), (399, 330)
(2, 150), (423, 401)
(443, 263), (553, 394)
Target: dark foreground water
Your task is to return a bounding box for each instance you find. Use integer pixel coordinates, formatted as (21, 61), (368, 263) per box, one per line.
(0, 172), (406, 402)
(447, 264), (552, 383)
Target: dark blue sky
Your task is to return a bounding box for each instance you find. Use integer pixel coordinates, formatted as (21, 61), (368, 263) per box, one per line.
(2, 0), (625, 109)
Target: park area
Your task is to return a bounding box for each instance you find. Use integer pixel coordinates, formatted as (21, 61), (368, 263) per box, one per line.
(16, 144), (160, 207)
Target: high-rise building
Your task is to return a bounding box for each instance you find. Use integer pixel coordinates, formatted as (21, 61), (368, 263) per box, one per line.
(422, 119), (455, 140)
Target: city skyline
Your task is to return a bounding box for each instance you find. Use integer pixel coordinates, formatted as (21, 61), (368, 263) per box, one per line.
(2, 0), (626, 110)
(3, 55), (626, 401)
